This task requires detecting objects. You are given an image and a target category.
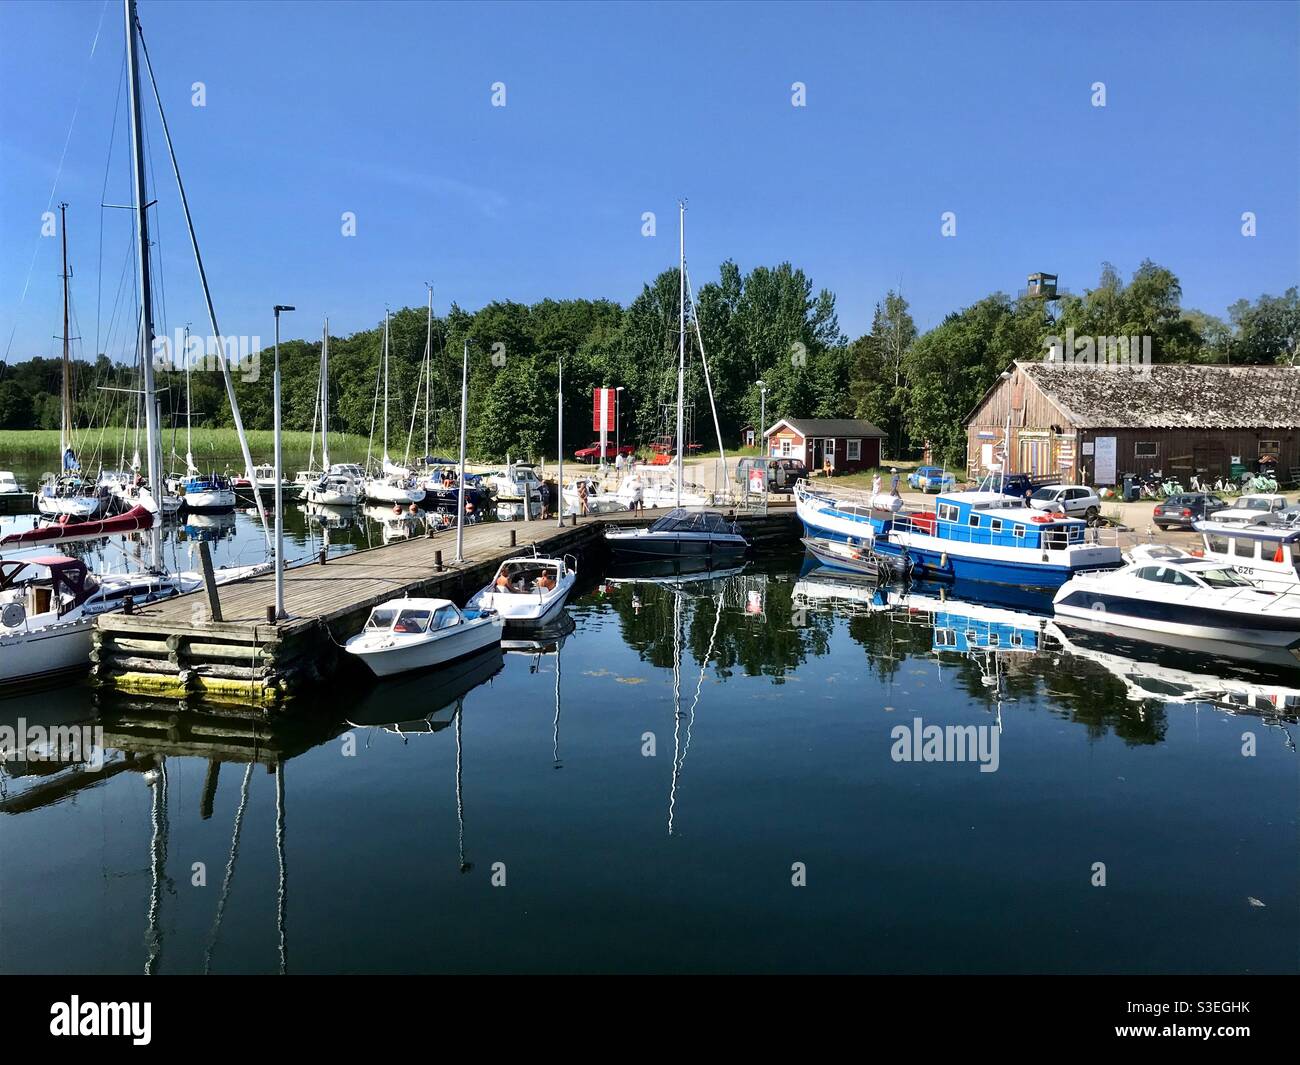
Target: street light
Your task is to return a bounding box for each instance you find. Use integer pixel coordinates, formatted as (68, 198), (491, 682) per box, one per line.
(273, 304), (295, 619)
(615, 386), (625, 459)
(756, 379), (767, 454)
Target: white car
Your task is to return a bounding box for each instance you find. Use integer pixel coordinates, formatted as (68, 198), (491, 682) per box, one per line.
(1212, 493), (1291, 526)
(1027, 484), (1102, 521)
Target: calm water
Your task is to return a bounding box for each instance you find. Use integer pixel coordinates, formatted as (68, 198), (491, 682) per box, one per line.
(1, 459), (1297, 974)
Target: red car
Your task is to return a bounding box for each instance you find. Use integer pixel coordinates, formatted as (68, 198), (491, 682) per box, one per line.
(573, 441), (636, 464)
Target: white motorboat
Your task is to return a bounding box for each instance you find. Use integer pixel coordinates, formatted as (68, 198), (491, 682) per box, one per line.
(561, 475), (626, 516)
(345, 597), (503, 677)
(606, 508), (748, 559)
(1053, 554), (1300, 668)
(467, 554), (577, 624)
(1193, 520), (1300, 592)
(0, 471), (23, 496)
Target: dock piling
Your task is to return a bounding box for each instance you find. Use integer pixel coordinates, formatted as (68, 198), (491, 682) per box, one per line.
(198, 542), (224, 623)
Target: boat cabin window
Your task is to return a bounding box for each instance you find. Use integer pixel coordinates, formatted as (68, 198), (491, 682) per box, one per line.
(968, 514), (980, 527)
(937, 503), (959, 523)
(989, 518), (1003, 533)
(393, 609), (432, 634)
(1231, 538), (1256, 560)
(1205, 534), (1231, 555)
(366, 609), (398, 630)
(1012, 524), (1025, 538)
(1135, 565), (1198, 586)
(935, 628), (956, 647)
(433, 606), (461, 629)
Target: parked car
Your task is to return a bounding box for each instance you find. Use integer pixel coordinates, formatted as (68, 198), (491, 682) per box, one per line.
(1210, 493), (1292, 526)
(1027, 484), (1102, 521)
(573, 441), (636, 464)
(1152, 493), (1229, 531)
(735, 456), (808, 494)
(992, 473), (1056, 499)
(907, 467), (956, 493)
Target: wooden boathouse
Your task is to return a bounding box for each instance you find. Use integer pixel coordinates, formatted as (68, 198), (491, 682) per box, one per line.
(964, 361), (1300, 487)
(90, 506), (798, 711)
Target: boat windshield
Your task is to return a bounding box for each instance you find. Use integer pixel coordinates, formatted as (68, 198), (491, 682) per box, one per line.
(1196, 567), (1253, 589)
(433, 605), (461, 629)
(393, 609), (432, 633)
(366, 608), (397, 630)
(648, 509), (732, 534)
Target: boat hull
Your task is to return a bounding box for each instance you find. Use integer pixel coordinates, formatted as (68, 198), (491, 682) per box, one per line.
(605, 529), (748, 559)
(181, 489), (236, 512)
(0, 618), (96, 687)
(467, 575), (575, 623)
(365, 481), (426, 505)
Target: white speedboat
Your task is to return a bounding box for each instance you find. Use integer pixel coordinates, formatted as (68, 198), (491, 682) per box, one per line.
(0, 471), (24, 495)
(605, 508), (749, 559)
(562, 476), (626, 516)
(345, 597), (503, 677)
(1053, 554), (1300, 668)
(466, 554), (576, 624)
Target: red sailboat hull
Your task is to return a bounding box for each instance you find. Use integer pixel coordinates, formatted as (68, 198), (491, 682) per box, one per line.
(0, 505), (154, 546)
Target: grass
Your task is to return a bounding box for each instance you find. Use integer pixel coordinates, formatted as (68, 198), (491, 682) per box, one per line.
(0, 428), (373, 464)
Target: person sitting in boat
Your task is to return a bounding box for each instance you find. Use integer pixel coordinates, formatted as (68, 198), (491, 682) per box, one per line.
(495, 572), (511, 591)
(535, 570), (555, 592)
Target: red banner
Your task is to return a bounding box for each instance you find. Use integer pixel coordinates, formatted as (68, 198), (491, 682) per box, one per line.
(593, 387), (615, 432)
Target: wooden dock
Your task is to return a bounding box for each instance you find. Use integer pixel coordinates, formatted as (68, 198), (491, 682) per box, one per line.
(91, 505), (798, 710)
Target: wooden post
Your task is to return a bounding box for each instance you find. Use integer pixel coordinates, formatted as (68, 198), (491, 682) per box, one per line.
(198, 541), (223, 623)
(435, 549), (443, 571)
(200, 758), (220, 820)
(319, 546), (328, 565)
(510, 529), (517, 547)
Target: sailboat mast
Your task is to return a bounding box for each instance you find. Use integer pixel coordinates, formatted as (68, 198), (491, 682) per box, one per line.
(59, 202), (72, 460)
(424, 283), (433, 459)
(382, 311), (390, 463)
(124, 0), (161, 566)
(676, 200), (685, 509)
(321, 318), (331, 470)
(184, 323), (193, 469)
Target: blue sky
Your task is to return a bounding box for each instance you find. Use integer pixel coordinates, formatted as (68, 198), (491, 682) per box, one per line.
(1, 0), (1297, 362)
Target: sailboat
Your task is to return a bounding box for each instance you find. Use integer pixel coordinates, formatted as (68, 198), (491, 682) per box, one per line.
(606, 203), (748, 559)
(363, 311), (426, 505)
(33, 203), (109, 521)
(2, 0), (238, 686)
(301, 318), (361, 505)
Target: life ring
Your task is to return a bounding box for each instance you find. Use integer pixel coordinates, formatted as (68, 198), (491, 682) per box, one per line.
(1030, 514), (1053, 523)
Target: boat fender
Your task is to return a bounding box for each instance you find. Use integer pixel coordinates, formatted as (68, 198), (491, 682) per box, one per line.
(940, 553), (948, 568)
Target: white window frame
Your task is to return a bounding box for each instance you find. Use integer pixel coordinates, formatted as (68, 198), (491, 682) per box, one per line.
(846, 439), (861, 461)
(780, 438), (792, 458)
(937, 503), (960, 523)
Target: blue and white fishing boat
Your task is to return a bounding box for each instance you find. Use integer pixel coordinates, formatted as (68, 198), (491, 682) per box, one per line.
(795, 481), (1121, 589)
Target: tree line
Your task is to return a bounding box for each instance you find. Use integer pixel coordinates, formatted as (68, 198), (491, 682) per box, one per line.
(0, 259), (1293, 468)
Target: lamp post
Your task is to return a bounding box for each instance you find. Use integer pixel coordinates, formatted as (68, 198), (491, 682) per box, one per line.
(273, 304), (294, 619)
(756, 379), (767, 455)
(615, 386), (624, 459)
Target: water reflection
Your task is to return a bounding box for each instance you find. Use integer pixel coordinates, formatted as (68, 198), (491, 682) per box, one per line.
(1, 548), (1295, 974)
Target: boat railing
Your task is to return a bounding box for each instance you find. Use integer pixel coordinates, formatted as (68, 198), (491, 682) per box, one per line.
(793, 479), (883, 519)
(889, 510), (1122, 551)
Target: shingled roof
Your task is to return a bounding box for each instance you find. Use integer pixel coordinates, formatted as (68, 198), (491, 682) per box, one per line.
(764, 417), (887, 438)
(1017, 361), (1300, 429)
